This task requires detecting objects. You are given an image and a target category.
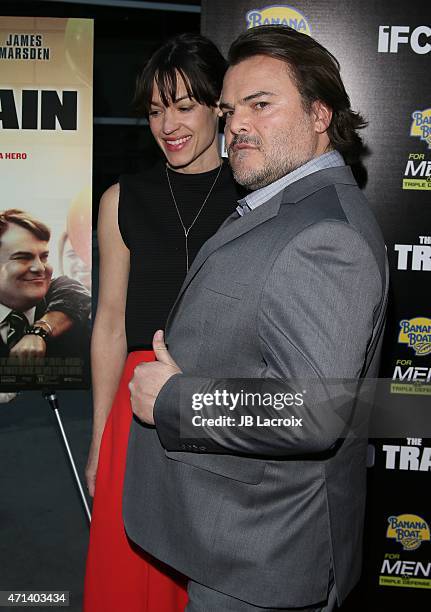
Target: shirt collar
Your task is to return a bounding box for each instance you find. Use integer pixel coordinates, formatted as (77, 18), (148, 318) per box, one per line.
(237, 150), (345, 215)
(0, 303), (36, 326)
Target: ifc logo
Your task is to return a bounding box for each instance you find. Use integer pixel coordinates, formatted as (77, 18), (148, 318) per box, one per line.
(378, 26), (431, 54)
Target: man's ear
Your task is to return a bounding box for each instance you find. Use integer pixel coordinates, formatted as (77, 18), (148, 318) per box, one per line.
(311, 100), (333, 134)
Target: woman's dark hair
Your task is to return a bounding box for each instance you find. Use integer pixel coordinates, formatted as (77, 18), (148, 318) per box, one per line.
(134, 33), (227, 117)
(228, 26), (367, 163)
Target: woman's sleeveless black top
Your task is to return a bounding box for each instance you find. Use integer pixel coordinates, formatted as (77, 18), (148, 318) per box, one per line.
(118, 159), (244, 350)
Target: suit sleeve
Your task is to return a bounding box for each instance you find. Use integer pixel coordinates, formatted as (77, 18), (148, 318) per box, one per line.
(44, 276), (91, 324)
(154, 220), (384, 456)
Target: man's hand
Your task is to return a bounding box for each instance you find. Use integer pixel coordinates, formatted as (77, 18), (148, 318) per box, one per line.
(129, 330), (181, 425)
(0, 393), (17, 403)
(9, 335), (47, 361)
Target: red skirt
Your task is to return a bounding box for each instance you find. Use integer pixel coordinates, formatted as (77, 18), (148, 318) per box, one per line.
(83, 351), (188, 611)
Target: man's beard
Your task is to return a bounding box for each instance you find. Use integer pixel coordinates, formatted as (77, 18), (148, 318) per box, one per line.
(228, 122), (316, 191)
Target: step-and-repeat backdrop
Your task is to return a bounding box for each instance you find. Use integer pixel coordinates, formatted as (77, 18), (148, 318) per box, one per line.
(202, 1), (431, 605)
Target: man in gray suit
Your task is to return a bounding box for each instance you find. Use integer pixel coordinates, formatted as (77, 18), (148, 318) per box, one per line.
(125, 26), (388, 611)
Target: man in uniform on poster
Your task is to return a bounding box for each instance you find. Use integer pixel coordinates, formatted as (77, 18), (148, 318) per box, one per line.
(0, 209), (90, 362)
(126, 26), (388, 612)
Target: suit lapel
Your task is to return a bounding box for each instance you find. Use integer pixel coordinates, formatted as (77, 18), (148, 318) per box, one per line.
(191, 189), (283, 276)
(280, 165), (356, 204)
(165, 190), (283, 332)
(165, 165), (357, 333)
(0, 337), (7, 357)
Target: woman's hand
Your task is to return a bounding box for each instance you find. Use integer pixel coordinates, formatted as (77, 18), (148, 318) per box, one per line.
(85, 437), (102, 497)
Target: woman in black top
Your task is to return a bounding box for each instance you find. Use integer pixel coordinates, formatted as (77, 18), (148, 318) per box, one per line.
(84, 34), (243, 612)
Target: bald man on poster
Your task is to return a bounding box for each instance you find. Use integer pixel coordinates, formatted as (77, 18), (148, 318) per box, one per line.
(124, 26), (388, 612)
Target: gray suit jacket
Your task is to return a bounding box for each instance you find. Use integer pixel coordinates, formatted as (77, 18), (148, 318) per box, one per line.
(123, 166), (388, 608)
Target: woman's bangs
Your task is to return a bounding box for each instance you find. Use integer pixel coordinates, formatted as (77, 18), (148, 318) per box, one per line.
(155, 67), (196, 107)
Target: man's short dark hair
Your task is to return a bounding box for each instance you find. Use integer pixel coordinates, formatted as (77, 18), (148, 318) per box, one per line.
(134, 33), (227, 117)
(0, 209), (51, 246)
(228, 26), (366, 163)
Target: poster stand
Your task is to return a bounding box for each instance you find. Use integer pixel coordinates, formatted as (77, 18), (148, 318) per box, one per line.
(43, 390), (91, 523)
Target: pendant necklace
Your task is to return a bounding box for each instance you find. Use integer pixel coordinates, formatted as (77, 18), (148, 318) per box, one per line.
(166, 162), (222, 272)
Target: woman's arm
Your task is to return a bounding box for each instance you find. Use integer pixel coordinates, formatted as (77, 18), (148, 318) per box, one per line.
(86, 183), (130, 496)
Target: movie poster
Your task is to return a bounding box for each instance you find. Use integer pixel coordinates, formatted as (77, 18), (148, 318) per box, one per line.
(0, 17), (93, 390)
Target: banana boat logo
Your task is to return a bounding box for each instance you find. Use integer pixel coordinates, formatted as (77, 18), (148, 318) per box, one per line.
(398, 317), (431, 356)
(410, 109), (431, 149)
(386, 514), (430, 551)
(246, 5), (311, 35)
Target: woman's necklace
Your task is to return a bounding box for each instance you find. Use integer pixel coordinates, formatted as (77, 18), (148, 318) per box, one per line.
(165, 162), (223, 272)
